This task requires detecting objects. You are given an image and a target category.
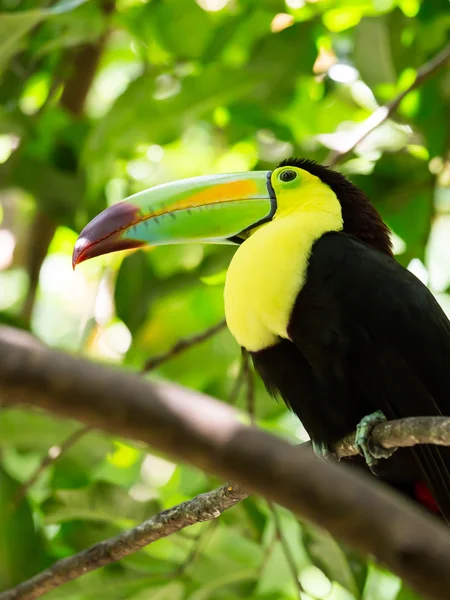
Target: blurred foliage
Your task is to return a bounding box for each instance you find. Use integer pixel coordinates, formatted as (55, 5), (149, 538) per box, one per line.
(0, 0), (449, 598)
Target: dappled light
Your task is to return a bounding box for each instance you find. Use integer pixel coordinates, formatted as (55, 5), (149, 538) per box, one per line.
(0, 1), (449, 599)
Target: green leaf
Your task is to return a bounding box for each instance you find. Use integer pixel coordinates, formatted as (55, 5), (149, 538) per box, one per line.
(396, 585), (423, 600)
(36, 2), (105, 57)
(415, 76), (450, 158)
(0, 409), (112, 461)
(42, 481), (160, 526)
(115, 250), (154, 336)
(128, 582), (185, 600)
(353, 154), (433, 264)
(50, 455), (93, 489)
(303, 523), (360, 597)
(43, 570), (180, 600)
(354, 17), (397, 88)
(0, 468), (46, 589)
(84, 22), (315, 192)
(257, 510), (309, 596)
(362, 563), (401, 600)
(1, 154), (84, 226)
(0, 10), (42, 67)
(0, 0), (88, 67)
(152, 0), (214, 60)
(188, 569), (257, 600)
(45, 0), (89, 16)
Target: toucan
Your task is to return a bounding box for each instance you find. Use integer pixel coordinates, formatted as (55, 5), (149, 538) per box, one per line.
(73, 158), (450, 520)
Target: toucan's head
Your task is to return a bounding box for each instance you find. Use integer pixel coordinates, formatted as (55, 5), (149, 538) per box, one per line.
(72, 158), (391, 268)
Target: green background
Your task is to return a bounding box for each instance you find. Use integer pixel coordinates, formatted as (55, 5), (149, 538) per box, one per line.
(0, 0), (449, 598)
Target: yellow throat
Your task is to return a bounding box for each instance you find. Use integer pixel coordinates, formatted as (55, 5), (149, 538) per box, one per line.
(224, 172), (343, 352)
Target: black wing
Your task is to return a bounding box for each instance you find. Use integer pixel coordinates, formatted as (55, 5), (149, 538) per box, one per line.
(287, 232), (450, 518)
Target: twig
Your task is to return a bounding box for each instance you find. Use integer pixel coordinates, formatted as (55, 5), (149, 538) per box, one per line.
(268, 501), (303, 597)
(326, 42), (450, 166)
(4, 415), (450, 599)
(143, 320), (226, 372)
(0, 483), (249, 600)
(2, 327), (450, 600)
(227, 355), (246, 405)
(11, 426), (89, 510)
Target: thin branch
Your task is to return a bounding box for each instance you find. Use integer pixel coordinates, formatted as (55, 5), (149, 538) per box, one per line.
(4, 414), (450, 599)
(333, 416), (450, 459)
(11, 426), (89, 509)
(0, 483), (249, 600)
(2, 327), (450, 600)
(326, 42), (450, 166)
(227, 355), (246, 405)
(268, 501), (303, 597)
(9, 414), (448, 598)
(143, 320), (226, 372)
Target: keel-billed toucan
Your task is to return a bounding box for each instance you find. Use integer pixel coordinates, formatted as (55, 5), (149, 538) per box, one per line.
(73, 158), (450, 520)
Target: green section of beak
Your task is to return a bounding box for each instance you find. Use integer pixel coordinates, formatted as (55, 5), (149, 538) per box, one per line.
(73, 171), (274, 267)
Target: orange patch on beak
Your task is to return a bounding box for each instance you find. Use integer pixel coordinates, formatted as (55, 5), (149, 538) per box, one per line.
(159, 180), (259, 216)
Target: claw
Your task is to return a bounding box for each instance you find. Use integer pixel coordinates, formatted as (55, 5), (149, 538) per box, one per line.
(312, 439), (334, 461)
(355, 410), (397, 473)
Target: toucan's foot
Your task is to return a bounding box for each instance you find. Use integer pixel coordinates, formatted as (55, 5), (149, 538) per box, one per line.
(312, 439), (333, 461)
(355, 410), (396, 473)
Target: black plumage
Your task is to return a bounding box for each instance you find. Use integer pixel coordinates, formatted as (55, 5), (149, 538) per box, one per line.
(252, 161), (450, 520)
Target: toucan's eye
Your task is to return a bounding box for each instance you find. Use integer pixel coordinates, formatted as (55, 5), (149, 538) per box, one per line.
(278, 169), (297, 183)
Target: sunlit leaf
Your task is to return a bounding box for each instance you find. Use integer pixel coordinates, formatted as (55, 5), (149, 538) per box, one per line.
(1, 2), (449, 597)
(362, 563), (401, 600)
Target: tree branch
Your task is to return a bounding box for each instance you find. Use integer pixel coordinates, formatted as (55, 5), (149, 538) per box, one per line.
(12, 318), (227, 509)
(0, 483), (248, 600)
(1, 327), (450, 599)
(326, 42), (450, 166)
(4, 412), (449, 599)
(334, 416), (450, 458)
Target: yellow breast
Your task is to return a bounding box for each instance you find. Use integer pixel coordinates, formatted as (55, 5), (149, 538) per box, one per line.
(224, 193), (343, 352)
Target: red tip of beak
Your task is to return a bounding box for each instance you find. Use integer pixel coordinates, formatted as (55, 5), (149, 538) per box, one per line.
(72, 244), (84, 270)
(72, 202), (145, 268)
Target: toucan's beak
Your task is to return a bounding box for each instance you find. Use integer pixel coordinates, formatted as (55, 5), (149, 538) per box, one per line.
(72, 171), (275, 268)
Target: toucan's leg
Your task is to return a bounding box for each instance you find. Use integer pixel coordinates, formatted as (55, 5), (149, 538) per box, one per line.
(355, 410), (397, 473)
(312, 439), (333, 460)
